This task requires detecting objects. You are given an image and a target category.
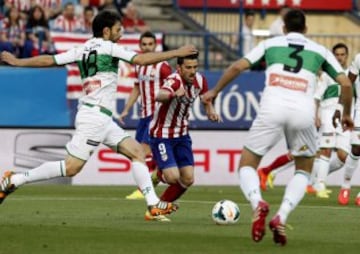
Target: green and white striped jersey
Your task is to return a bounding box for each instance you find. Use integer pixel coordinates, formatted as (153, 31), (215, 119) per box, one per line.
(53, 37), (138, 111)
(244, 32), (344, 103)
(314, 71), (342, 108)
(349, 53), (360, 109)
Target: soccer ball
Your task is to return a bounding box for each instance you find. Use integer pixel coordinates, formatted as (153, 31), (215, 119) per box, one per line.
(211, 200), (240, 225)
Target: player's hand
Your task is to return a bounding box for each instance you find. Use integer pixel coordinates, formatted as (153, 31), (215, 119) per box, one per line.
(207, 111), (222, 123)
(332, 109), (341, 128)
(176, 45), (198, 57)
(341, 114), (354, 131)
(118, 111), (128, 125)
(175, 86), (187, 98)
(0, 51), (18, 66)
(202, 89), (217, 104)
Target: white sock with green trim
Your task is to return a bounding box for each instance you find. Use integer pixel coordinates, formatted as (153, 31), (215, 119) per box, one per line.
(11, 160), (66, 187)
(238, 166), (263, 210)
(277, 170), (309, 224)
(131, 161), (159, 206)
(341, 153), (359, 189)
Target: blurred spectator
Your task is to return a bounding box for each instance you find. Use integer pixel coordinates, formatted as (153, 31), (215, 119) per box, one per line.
(3, 0), (31, 20)
(269, 5), (289, 36)
(0, 6), (32, 57)
(114, 0), (130, 15)
(121, 2), (150, 33)
(52, 2), (82, 32)
(33, 0), (62, 20)
(79, 5), (94, 33)
(26, 5), (54, 55)
(98, 0), (117, 12)
(231, 10), (255, 56)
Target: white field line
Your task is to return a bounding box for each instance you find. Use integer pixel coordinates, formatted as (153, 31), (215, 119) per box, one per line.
(7, 196), (358, 211)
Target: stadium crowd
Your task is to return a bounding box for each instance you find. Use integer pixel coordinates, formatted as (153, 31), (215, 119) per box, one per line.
(0, 0), (148, 57)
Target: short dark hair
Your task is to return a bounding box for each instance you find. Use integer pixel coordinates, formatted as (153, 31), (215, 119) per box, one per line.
(284, 9), (306, 33)
(332, 43), (348, 54)
(140, 31), (156, 42)
(245, 10), (255, 17)
(177, 53), (199, 65)
(92, 10), (122, 38)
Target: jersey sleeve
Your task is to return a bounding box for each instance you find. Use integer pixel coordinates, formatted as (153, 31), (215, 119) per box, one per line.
(349, 53), (360, 76)
(200, 75), (208, 95)
(162, 76), (180, 93)
(321, 48), (345, 80)
(111, 44), (138, 63)
(243, 40), (266, 67)
(159, 62), (172, 81)
(314, 72), (327, 101)
(53, 47), (79, 65)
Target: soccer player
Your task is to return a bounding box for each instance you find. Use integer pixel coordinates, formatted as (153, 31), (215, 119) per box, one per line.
(340, 52), (360, 206)
(149, 53), (220, 217)
(0, 10), (198, 217)
(258, 43), (353, 199)
(202, 9), (353, 245)
(119, 31), (172, 203)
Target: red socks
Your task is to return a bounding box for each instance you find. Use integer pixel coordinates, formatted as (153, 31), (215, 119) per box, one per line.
(160, 182), (187, 202)
(262, 153), (292, 174)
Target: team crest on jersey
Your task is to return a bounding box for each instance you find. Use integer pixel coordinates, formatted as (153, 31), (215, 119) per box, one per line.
(298, 145), (308, 152)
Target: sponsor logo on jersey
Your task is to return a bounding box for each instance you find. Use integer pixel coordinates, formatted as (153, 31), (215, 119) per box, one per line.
(269, 73), (308, 92)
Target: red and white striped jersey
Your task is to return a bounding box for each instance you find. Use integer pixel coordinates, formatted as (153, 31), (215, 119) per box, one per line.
(135, 61), (172, 118)
(5, 0), (31, 12)
(150, 72), (208, 138)
(34, 0), (61, 9)
(53, 14), (83, 32)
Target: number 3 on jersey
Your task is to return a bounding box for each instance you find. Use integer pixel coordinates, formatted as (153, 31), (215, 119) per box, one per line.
(283, 44), (304, 73)
(81, 50), (98, 77)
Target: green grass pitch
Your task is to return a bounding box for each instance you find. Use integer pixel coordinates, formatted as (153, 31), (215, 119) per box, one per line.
(0, 185), (359, 254)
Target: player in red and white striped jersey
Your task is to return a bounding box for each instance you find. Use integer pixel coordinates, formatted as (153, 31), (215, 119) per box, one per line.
(119, 31), (172, 205)
(149, 53), (220, 205)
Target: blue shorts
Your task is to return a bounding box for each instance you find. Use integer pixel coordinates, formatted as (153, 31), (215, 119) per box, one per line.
(150, 135), (194, 170)
(135, 116), (152, 144)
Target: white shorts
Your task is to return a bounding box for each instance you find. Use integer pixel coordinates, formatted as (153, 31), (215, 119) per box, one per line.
(318, 107), (336, 148)
(245, 101), (317, 157)
(66, 105), (130, 160)
(351, 109), (360, 146)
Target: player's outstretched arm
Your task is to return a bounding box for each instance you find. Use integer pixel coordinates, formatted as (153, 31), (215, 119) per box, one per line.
(133, 45), (198, 66)
(0, 51), (56, 67)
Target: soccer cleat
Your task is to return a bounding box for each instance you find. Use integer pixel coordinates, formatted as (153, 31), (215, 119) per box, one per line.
(338, 188), (350, 205)
(267, 171), (275, 189)
(144, 210), (171, 222)
(316, 189), (330, 199)
(269, 215), (287, 246)
(148, 200), (178, 216)
(252, 200), (269, 242)
(0, 171), (16, 204)
(306, 185), (316, 194)
(355, 193), (360, 206)
(257, 168), (269, 191)
(125, 189), (144, 200)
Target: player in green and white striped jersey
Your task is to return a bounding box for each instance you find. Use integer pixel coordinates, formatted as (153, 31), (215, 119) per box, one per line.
(0, 10), (198, 218)
(203, 9), (353, 245)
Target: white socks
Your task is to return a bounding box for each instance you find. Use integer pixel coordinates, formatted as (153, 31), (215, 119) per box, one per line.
(341, 153), (359, 189)
(238, 166), (262, 210)
(314, 155), (330, 191)
(328, 153), (345, 174)
(277, 170), (309, 224)
(131, 161), (159, 206)
(11, 161), (66, 187)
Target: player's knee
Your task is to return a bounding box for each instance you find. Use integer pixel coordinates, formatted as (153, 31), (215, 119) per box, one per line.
(181, 176), (194, 187)
(351, 145), (360, 157)
(65, 160), (83, 177)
